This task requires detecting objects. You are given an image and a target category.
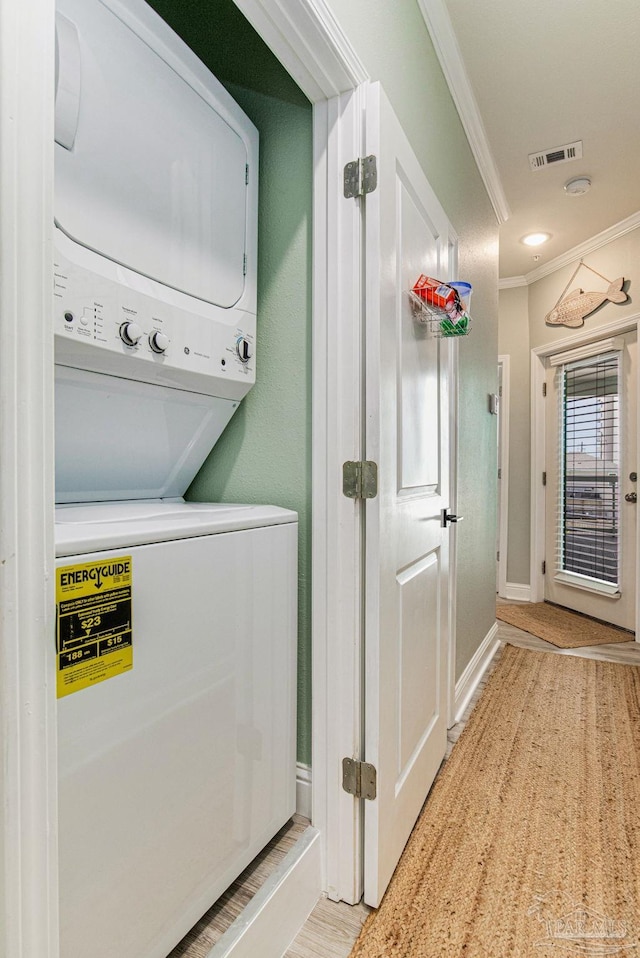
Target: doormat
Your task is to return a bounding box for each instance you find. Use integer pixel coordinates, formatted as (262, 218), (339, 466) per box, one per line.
(496, 601), (634, 649)
(349, 644), (640, 958)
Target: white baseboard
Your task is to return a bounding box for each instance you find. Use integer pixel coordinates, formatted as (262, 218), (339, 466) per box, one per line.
(501, 582), (531, 602)
(296, 762), (312, 820)
(452, 623), (501, 726)
(209, 826), (322, 958)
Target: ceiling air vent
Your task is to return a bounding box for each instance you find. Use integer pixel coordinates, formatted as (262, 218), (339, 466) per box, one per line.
(528, 140), (583, 172)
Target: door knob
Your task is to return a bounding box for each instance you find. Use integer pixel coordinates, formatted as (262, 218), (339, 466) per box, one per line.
(441, 508), (464, 527)
(625, 492), (637, 503)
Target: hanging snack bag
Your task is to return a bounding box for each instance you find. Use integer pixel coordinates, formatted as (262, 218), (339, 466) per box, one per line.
(412, 275), (458, 312)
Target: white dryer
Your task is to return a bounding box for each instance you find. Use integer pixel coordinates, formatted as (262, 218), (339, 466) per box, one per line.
(54, 0), (259, 504)
(52, 2), (298, 957)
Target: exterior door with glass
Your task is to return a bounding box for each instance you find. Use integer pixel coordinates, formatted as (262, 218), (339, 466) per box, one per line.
(544, 332), (637, 630)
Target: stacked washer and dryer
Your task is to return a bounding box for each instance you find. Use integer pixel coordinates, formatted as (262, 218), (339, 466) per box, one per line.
(53, 2), (297, 957)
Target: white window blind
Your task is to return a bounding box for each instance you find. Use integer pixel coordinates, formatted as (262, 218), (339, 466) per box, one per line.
(556, 350), (621, 586)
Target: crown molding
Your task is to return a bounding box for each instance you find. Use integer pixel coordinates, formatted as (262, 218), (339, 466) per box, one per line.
(522, 210), (640, 285)
(498, 276), (527, 290)
(416, 0), (510, 226)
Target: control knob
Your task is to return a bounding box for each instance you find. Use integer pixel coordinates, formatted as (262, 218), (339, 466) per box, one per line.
(149, 330), (169, 354)
(236, 337), (251, 364)
(119, 321), (142, 346)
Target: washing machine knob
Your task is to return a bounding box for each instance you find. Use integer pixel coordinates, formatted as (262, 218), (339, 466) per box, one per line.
(236, 337), (251, 364)
(119, 321), (143, 346)
(149, 330), (169, 354)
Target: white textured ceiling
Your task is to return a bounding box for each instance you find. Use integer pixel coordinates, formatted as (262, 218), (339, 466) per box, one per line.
(442, 0), (640, 278)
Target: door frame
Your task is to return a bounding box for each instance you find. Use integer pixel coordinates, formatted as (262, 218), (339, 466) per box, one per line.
(530, 313), (640, 640)
(497, 355), (510, 598)
(232, 0), (371, 905)
(235, 1), (460, 904)
(0, 0), (58, 955)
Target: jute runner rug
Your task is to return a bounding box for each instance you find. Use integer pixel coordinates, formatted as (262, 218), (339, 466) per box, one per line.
(349, 645), (640, 958)
(496, 601), (634, 649)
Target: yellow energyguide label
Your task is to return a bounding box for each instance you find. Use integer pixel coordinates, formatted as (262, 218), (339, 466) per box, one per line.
(56, 556), (133, 698)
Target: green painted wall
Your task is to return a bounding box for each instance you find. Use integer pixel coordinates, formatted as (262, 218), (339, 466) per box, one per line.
(147, 0), (314, 765)
(148, 0), (308, 107)
(326, 0), (499, 678)
(146, 0), (500, 759)
(189, 87), (312, 764)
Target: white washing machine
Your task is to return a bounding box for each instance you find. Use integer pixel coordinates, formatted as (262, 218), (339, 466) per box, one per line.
(56, 502), (297, 958)
(53, 2), (297, 957)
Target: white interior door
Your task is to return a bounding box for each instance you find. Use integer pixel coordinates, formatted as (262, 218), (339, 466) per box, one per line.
(363, 83), (453, 907)
(544, 331), (637, 630)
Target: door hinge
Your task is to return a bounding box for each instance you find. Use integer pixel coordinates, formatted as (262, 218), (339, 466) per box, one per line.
(342, 757), (377, 800)
(542, 471), (547, 486)
(343, 460), (378, 499)
(344, 155), (378, 198)
(542, 560), (546, 575)
(497, 550), (500, 562)
(245, 164), (249, 185)
(498, 467), (502, 480)
(542, 382), (547, 397)
(243, 254), (247, 276)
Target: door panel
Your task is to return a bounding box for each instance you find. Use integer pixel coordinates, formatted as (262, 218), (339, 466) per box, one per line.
(545, 331), (637, 630)
(398, 178), (442, 492)
(364, 82), (453, 907)
(397, 553), (440, 776)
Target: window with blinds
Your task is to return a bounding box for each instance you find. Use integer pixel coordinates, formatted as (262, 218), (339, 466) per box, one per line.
(557, 351), (620, 585)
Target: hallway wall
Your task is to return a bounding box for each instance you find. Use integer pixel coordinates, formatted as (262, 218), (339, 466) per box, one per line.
(498, 286), (530, 586)
(499, 224), (640, 591)
(528, 231), (640, 349)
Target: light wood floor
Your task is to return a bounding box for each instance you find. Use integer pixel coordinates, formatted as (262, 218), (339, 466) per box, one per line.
(168, 815), (310, 957)
(283, 611), (640, 958)
(169, 608), (640, 958)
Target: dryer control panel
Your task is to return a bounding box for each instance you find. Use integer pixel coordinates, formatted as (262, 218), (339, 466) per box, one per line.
(54, 236), (256, 403)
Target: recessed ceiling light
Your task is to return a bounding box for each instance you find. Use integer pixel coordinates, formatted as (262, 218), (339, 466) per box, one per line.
(521, 232), (551, 247)
(564, 176), (591, 196)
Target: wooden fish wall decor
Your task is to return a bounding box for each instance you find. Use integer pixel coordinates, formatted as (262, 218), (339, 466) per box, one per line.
(545, 261), (628, 328)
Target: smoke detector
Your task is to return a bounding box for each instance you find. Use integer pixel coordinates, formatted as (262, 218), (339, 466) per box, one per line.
(564, 176), (591, 196)
(529, 140), (583, 171)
